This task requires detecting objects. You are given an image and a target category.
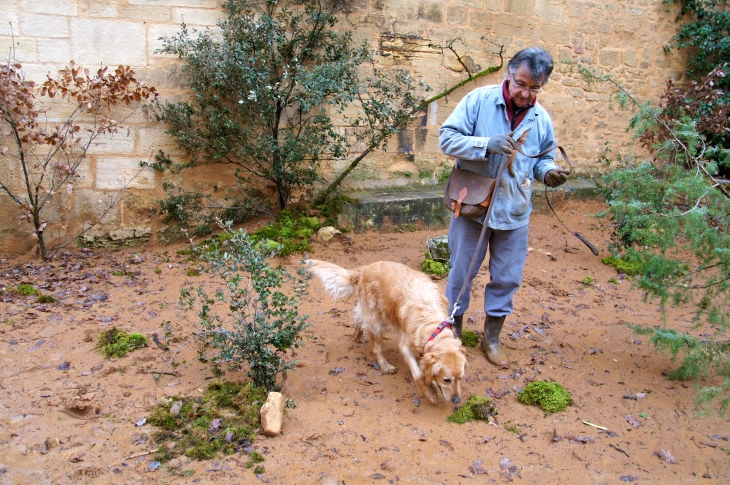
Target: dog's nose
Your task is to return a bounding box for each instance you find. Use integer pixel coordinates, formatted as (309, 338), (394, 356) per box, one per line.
(451, 396), (461, 403)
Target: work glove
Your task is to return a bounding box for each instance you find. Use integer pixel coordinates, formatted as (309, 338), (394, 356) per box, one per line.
(544, 169), (570, 188)
(486, 131), (515, 156)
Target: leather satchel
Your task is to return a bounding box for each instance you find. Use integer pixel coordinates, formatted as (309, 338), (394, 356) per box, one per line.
(443, 167), (497, 219)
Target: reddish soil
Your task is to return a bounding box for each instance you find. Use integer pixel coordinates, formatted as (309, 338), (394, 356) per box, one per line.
(0, 199), (728, 485)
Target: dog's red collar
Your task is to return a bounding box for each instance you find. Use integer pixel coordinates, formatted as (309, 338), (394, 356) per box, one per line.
(428, 321), (454, 342)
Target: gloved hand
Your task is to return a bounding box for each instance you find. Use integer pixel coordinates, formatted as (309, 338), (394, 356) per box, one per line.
(486, 131), (515, 155)
(544, 169), (570, 188)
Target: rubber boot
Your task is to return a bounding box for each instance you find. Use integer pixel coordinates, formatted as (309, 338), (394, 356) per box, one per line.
(480, 315), (508, 367)
(452, 314), (463, 338)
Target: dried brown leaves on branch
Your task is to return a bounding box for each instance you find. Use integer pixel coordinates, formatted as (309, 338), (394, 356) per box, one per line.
(0, 60), (158, 260)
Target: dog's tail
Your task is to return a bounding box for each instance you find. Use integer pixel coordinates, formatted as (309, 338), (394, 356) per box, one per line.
(303, 259), (359, 300)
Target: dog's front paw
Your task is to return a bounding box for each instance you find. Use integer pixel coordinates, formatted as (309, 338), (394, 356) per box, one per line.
(380, 363), (397, 374)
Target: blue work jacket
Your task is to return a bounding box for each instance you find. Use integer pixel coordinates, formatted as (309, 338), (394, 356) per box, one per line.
(439, 83), (560, 230)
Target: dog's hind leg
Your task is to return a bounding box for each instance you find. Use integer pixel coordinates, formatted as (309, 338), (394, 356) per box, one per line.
(366, 316), (396, 374)
(352, 304), (367, 344)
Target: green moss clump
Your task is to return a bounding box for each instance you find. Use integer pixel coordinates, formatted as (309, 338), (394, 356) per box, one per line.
(517, 380), (572, 414)
(246, 451), (265, 468)
(16, 284), (39, 296)
(461, 329), (478, 348)
(35, 294), (58, 304)
(250, 210), (321, 256)
(147, 381), (267, 463)
(602, 255), (643, 276)
(95, 327), (148, 358)
(422, 257), (448, 277)
(446, 395), (497, 424)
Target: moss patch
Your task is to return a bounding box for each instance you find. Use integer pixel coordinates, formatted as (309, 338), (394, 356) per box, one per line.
(461, 329), (478, 348)
(446, 395), (498, 424)
(249, 210), (320, 256)
(147, 381), (267, 462)
(16, 284), (39, 296)
(422, 257), (448, 277)
(517, 380), (572, 414)
(602, 255), (643, 276)
(95, 327), (147, 358)
(35, 294), (58, 304)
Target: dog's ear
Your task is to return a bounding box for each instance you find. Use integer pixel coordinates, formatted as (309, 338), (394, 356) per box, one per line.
(425, 362), (441, 385)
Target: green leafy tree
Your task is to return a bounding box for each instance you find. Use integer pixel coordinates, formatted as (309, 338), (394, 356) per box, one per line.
(576, 55), (730, 415)
(180, 226), (309, 391)
(153, 0), (426, 220)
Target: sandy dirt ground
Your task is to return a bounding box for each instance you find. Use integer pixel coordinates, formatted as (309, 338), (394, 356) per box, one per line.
(0, 199), (728, 485)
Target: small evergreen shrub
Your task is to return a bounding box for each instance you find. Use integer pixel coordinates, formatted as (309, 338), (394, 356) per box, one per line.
(181, 226), (309, 391)
(446, 395), (497, 424)
(518, 380), (572, 414)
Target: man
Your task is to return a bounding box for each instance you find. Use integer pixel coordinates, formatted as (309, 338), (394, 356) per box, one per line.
(439, 47), (569, 367)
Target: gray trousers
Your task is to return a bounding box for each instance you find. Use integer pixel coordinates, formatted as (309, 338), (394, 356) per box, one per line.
(446, 214), (529, 318)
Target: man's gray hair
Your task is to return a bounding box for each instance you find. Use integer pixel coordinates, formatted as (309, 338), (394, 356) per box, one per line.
(507, 47), (554, 84)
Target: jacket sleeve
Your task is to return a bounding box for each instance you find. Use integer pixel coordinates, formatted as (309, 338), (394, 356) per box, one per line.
(439, 91), (491, 162)
(532, 111), (560, 183)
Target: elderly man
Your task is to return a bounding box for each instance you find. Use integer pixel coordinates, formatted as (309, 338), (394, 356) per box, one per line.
(440, 47), (569, 366)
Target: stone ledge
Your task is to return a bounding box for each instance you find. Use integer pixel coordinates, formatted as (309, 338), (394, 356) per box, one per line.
(337, 179), (600, 233)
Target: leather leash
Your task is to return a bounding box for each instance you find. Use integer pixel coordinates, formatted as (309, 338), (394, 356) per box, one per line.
(448, 131), (528, 321)
(514, 143), (599, 256)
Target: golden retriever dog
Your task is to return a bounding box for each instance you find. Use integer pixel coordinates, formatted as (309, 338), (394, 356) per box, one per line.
(304, 259), (466, 404)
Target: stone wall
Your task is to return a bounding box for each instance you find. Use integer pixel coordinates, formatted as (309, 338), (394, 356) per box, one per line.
(0, 0), (687, 254)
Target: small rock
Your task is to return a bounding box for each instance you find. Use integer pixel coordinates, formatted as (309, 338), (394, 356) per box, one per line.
(169, 401), (183, 417)
(260, 392), (285, 437)
(317, 227), (341, 242)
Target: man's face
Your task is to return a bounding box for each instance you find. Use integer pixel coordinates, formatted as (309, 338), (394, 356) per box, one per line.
(507, 65), (544, 108)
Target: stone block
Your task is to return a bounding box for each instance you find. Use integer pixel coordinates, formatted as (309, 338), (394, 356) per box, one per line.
(0, 0), (19, 36)
(86, 127), (136, 155)
(20, 0), (78, 16)
(20, 14), (69, 38)
(506, 0), (535, 16)
(18, 63), (57, 82)
(128, 0), (218, 6)
(96, 158), (157, 190)
(136, 125), (187, 159)
(540, 24), (570, 44)
(71, 19), (146, 67)
(80, 1), (119, 18)
(535, 0), (564, 23)
(447, 6), (467, 25)
(0, 37), (36, 62)
(413, 1), (444, 23)
(38, 39), (72, 64)
(598, 49), (621, 67)
(260, 392), (285, 437)
(172, 7), (225, 26)
(120, 6), (171, 22)
(469, 12), (494, 30)
(494, 14), (538, 39)
(457, 0), (484, 7)
(539, 95), (574, 111)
